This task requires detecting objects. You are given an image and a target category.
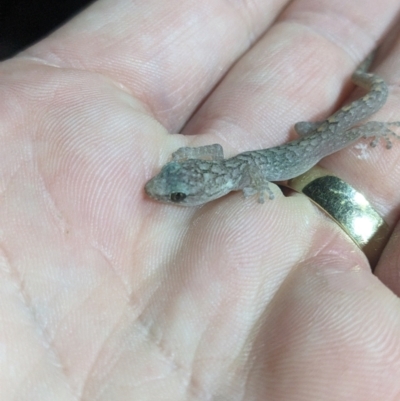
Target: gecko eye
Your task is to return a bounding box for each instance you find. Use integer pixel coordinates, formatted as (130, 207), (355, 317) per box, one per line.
(170, 192), (187, 202)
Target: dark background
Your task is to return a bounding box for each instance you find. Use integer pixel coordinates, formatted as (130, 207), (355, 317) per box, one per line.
(0, 0), (93, 60)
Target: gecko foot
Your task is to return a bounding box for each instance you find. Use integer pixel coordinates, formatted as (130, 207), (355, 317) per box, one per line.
(354, 121), (400, 149)
(242, 186), (274, 203)
(241, 165), (275, 203)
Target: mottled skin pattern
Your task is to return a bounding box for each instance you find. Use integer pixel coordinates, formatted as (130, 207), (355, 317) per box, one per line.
(145, 57), (400, 206)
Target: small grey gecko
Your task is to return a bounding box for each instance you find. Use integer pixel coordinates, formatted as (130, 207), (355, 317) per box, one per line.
(145, 55), (400, 206)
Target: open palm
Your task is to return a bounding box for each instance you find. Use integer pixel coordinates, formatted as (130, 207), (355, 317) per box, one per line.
(1, 0), (400, 400)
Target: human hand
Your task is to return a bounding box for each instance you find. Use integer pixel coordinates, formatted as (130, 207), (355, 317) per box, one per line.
(1, 0), (400, 399)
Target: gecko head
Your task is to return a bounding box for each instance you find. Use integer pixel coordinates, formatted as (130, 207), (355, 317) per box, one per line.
(145, 160), (234, 206)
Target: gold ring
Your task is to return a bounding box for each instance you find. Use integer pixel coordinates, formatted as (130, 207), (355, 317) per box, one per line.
(286, 166), (390, 269)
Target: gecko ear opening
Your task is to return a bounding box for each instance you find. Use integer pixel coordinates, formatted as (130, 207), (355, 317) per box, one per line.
(170, 192), (187, 202)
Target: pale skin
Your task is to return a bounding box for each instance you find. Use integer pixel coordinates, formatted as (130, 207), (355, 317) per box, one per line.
(2, 1), (400, 400)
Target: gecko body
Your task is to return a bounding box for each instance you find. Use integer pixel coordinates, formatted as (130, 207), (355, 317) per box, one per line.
(145, 57), (399, 206)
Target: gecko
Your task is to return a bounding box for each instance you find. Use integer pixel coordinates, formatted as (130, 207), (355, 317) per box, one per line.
(145, 55), (400, 206)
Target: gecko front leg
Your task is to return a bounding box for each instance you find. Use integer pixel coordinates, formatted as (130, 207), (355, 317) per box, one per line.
(239, 164), (275, 203)
(172, 144), (224, 161)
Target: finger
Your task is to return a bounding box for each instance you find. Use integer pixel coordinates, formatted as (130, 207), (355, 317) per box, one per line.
(23, 0), (289, 130)
(248, 254), (400, 400)
(375, 220), (400, 294)
(184, 0), (400, 146)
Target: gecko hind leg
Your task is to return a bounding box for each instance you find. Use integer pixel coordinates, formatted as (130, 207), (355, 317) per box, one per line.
(172, 144), (224, 161)
(356, 121), (400, 149)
